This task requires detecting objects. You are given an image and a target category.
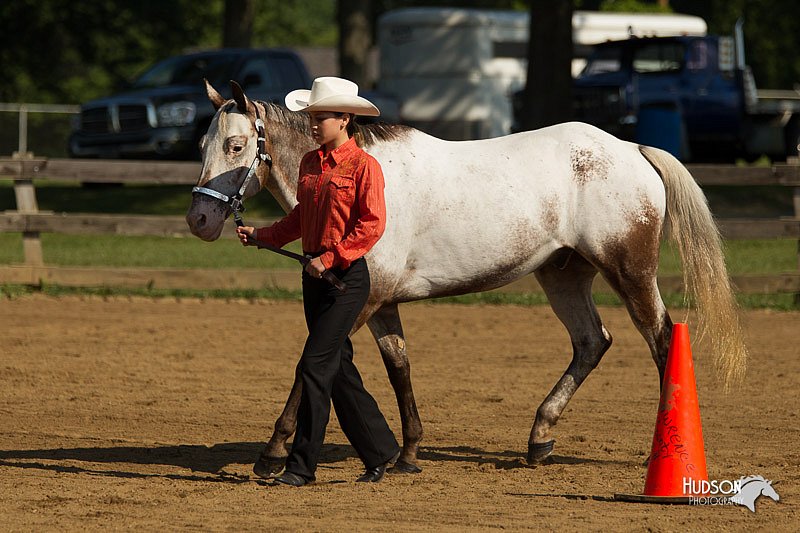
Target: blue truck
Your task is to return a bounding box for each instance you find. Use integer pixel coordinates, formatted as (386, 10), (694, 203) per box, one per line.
(571, 20), (800, 162)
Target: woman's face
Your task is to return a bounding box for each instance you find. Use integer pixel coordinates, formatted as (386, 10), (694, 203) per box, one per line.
(309, 111), (349, 147)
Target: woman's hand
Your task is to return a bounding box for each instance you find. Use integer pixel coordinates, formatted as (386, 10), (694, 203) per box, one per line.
(305, 257), (326, 279)
(236, 225), (257, 246)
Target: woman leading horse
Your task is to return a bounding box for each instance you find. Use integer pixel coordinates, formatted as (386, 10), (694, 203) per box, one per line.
(236, 77), (400, 486)
(186, 77), (747, 480)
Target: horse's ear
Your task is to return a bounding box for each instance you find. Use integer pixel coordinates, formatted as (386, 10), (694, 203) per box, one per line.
(230, 80), (253, 114)
(205, 79), (225, 110)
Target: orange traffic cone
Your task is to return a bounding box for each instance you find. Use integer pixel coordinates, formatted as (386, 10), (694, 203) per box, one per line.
(615, 323), (709, 503)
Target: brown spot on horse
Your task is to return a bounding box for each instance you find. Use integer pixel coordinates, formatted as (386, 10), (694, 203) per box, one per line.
(571, 144), (611, 185)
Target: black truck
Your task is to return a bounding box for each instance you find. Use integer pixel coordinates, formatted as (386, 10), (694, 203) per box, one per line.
(68, 48), (312, 160)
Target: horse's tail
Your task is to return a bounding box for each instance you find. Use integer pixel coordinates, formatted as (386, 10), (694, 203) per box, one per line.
(639, 145), (747, 389)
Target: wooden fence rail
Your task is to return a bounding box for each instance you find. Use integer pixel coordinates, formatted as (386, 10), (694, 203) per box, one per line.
(1, 155), (799, 295)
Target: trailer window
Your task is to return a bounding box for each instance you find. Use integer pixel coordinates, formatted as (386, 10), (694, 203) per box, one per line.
(633, 43), (684, 74)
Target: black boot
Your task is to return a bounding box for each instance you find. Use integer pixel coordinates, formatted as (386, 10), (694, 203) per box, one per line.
(356, 463), (387, 483)
(274, 471), (311, 487)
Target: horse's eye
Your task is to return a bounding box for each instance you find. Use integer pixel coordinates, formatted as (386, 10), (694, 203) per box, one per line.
(225, 136), (247, 155)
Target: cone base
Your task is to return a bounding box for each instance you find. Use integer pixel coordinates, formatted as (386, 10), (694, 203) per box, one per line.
(613, 493), (694, 505)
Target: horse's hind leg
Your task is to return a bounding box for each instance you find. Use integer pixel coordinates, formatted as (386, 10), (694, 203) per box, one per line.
(367, 303), (423, 473)
(596, 239), (673, 388)
(253, 363), (302, 478)
(528, 252), (613, 464)
(589, 220), (673, 463)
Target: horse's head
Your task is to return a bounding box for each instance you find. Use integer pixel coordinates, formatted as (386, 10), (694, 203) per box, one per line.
(185, 80), (269, 241)
(731, 475), (780, 511)
(760, 479), (780, 502)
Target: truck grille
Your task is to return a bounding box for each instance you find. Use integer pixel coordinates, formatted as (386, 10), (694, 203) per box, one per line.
(81, 107), (110, 134)
(80, 104), (151, 134)
(117, 105), (149, 132)
(573, 87), (627, 131)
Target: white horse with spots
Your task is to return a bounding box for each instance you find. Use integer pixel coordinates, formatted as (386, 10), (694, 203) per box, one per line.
(186, 81), (747, 476)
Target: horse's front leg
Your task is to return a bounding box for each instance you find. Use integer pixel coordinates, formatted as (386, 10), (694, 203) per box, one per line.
(253, 361), (302, 478)
(367, 303), (423, 473)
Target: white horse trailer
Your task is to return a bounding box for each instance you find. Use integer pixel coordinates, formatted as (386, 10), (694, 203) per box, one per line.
(378, 8), (707, 140)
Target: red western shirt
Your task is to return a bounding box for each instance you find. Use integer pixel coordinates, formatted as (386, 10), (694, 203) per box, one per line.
(255, 137), (386, 270)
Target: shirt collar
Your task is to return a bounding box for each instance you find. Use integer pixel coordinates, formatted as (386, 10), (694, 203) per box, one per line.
(317, 136), (359, 165)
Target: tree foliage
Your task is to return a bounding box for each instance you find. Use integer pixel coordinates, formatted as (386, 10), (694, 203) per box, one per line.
(598, 0), (670, 13)
(0, 0), (335, 104)
(612, 0), (800, 89)
(2, 0), (800, 105)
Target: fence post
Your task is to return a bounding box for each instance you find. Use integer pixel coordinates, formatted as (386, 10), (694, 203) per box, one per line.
(11, 150), (44, 267)
(18, 104), (28, 155)
(794, 181), (800, 258)
(795, 184), (800, 305)
(789, 157), (800, 305)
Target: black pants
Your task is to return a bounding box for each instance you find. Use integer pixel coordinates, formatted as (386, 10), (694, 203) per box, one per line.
(285, 257), (400, 481)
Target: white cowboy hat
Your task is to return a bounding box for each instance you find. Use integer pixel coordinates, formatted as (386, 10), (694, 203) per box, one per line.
(285, 76), (380, 116)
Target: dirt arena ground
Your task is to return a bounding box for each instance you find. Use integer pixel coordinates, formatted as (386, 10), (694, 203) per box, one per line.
(0, 295), (797, 531)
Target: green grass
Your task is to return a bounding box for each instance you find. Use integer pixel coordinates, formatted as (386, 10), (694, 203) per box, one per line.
(0, 283), (304, 302)
(0, 181), (796, 308)
(0, 181), (285, 218)
(0, 233), (793, 274)
(432, 289), (798, 311)
(657, 239), (797, 275)
(0, 233), (302, 268)
(2, 282), (796, 311)
(0, 233), (796, 310)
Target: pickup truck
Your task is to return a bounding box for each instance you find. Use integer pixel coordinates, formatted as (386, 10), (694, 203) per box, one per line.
(571, 21), (800, 162)
(68, 48), (312, 160)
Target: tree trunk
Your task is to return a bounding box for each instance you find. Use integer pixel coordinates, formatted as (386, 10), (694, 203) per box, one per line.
(520, 1), (574, 131)
(223, 0), (255, 48)
(337, 0), (372, 86)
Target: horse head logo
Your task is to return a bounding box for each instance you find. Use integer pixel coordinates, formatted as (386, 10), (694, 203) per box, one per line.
(729, 475), (780, 512)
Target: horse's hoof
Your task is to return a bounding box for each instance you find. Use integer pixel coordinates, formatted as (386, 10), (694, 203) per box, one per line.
(253, 455), (285, 478)
(526, 440), (555, 464)
(389, 460), (422, 474)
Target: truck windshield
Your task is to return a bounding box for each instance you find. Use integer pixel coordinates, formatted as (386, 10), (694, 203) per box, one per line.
(581, 47), (623, 76)
(131, 55), (236, 89)
(632, 43), (684, 74)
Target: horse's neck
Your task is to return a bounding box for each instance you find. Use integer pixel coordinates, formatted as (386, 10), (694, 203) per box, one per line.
(264, 166), (298, 214)
(262, 105), (315, 214)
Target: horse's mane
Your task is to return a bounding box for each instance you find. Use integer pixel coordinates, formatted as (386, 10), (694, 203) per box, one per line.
(262, 101), (413, 148)
(354, 122), (414, 147)
(739, 475), (768, 485)
(262, 102), (312, 134)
